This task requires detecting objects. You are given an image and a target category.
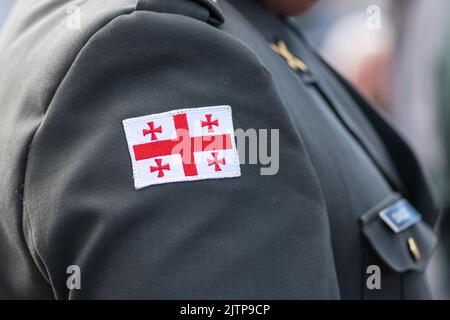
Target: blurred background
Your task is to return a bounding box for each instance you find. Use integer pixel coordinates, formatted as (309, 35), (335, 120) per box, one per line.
(1, 0), (449, 299)
(0, 1), (13, 30)
(293, 0), (450, 299)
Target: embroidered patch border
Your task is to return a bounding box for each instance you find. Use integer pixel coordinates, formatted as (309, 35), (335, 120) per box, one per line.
(123, 105), (241, 189)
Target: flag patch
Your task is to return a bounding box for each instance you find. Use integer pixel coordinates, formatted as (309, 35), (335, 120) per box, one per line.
(123, 105), (241, 189)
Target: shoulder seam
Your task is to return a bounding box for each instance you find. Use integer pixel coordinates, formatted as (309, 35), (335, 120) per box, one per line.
(43, 8), (138, 113)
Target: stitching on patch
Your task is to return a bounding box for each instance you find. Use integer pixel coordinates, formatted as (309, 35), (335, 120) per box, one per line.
(123, 117), (142, 187)
(123, 105), (240, 189)
(123, 105), (231, 123)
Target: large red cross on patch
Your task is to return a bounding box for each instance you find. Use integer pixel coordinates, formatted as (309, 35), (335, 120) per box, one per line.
(133, 113), (232, 177)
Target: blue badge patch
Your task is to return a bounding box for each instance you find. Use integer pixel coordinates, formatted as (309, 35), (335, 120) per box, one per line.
(379, 199), (422, 233)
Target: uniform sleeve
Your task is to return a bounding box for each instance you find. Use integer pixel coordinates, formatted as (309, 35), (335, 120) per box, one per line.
(22, 11), (338, 299)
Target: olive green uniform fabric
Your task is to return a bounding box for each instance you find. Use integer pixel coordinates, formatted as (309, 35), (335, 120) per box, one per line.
(0, 0), (439, 299)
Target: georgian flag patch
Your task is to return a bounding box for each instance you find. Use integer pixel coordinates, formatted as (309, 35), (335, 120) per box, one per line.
(123, 106), (241, 189)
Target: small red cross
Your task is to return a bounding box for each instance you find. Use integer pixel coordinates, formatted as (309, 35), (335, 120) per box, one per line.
(150, 159), (170, 177)
(208, 152), (226, 172)
(201, 114), (219, 133)
(143, 121), (162, 140)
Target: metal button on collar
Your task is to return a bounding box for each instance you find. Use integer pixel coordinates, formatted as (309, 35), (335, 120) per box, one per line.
(271, 40), (309, 73)
(408, 237), (421, 262)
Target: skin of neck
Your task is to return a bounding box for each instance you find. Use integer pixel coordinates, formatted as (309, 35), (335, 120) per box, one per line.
(261, 0), (318, 16)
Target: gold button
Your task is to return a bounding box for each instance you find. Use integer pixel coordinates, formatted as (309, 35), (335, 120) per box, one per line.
(408, 237), (421, 262)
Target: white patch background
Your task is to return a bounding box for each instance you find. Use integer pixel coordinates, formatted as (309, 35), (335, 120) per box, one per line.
(123, 105), (241, 189)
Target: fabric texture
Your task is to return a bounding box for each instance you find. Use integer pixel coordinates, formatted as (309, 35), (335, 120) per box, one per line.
(0, 0), (438, 299)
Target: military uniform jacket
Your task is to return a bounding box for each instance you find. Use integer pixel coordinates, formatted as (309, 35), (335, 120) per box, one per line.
(0, 0), (439, 299)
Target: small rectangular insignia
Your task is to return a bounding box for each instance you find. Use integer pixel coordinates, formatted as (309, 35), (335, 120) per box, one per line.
(379, 199), (422, 234)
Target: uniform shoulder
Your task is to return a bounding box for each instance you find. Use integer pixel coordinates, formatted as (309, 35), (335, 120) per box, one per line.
(136, 0), (225, 26)
(0, 0), (138, 115)
(0, 0), (226, 115)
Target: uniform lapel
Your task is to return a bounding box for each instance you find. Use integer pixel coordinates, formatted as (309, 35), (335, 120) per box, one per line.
(285, 22), (438, 225)
(331, 68), (440, 226)
(313, 64), (405, 193)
